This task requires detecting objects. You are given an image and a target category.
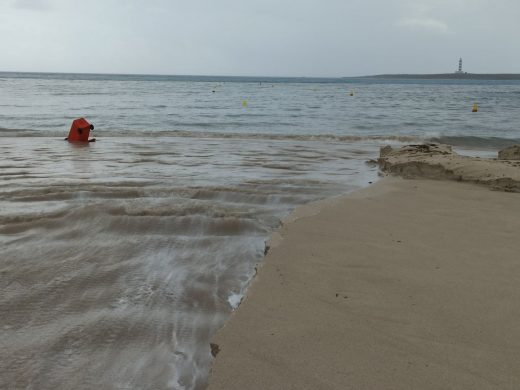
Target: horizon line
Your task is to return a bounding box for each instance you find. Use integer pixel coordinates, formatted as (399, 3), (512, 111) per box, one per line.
(1, 70), (520, 79)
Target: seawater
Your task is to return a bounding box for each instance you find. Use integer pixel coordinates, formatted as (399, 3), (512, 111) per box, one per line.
(1, 73), (519, 390)
(2, 72), (520, 145)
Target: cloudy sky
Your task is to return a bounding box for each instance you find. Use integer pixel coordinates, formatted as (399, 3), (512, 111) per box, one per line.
(0, 0), (518, 76)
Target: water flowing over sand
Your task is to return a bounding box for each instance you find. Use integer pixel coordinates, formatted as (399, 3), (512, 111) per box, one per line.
(0, 136), (378, 389)
(1, 73), (519, 389)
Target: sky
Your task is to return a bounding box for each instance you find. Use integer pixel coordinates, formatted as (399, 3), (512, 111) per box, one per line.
(0, 0), (519, 76)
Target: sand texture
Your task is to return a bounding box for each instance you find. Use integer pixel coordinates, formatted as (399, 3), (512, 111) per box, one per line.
(209, 175), (520, 389)
(378, 143), (520, 192)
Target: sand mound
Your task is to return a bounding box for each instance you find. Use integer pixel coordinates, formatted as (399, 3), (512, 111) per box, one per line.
(498, 144), (520, 160)
(378, 144), (520, 192)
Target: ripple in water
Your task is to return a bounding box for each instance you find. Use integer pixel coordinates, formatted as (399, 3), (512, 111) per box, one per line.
(0, 136), (379, 389)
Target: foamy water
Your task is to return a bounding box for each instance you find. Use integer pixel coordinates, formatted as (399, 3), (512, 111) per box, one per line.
(1, 73), (519, 389)
(0, 135), (379, 389)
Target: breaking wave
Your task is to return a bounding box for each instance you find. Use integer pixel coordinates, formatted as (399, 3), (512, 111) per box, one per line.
(2, 127), (518, 149)
(0, 127), (421, 143)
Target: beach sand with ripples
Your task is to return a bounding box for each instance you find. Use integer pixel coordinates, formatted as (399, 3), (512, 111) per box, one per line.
(209, 155), (520, 390)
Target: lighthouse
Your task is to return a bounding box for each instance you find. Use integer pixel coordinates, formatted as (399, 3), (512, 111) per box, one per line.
(455, 58), (463, 74)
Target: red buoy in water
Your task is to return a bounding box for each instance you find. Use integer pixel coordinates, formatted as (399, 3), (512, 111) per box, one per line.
(65, 118), (95, 142)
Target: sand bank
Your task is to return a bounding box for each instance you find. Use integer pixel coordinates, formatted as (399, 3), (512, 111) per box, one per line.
(378, 143), (520, 192)
(209, 148), (520, 390)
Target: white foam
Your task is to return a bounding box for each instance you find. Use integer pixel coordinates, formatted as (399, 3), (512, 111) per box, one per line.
(227, 293), (244, 310)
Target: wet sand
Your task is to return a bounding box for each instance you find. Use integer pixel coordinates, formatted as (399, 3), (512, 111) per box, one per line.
(209, 176), (520, 389)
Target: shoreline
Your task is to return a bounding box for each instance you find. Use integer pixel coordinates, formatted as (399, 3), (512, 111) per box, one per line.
(209, 148), (520, 389)
(358, 73), (520, 80)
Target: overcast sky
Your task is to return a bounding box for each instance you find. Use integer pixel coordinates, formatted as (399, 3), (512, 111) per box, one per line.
(0, 0), (519, 76)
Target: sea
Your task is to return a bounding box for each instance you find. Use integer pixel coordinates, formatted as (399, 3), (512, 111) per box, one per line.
(1, 72), (519, 390)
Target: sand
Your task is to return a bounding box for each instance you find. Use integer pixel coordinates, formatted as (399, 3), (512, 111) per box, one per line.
(378, 143), (520, 192)
(209, 147), (520, 390)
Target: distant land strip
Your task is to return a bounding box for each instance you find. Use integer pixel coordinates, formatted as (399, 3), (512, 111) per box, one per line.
(357, 73), (520, 80)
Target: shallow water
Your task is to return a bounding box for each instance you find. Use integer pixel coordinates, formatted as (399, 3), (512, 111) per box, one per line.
(0, 136), (379, 389)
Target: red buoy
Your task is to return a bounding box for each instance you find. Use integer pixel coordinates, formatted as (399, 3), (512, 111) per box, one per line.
(66, 118), (95, 142)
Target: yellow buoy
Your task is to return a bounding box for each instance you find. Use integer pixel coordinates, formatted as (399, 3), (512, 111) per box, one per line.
(242, 100), (248, 107)
(472, 103), (478, 112)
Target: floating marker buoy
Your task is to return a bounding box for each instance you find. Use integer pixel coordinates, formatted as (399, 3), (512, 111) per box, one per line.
(349, 91), (354, 96)
(242, 100), (248, 107)
(65, 118), (95, 142)
(472, 103), (478, 112)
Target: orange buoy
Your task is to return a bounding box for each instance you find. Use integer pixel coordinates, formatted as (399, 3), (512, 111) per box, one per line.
(65, 118), (95, 142)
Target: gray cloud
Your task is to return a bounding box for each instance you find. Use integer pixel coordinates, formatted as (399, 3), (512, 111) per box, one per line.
(0, 0), (519, 75)
(11, 0), (51, 11)
(397, 18), (451, 34)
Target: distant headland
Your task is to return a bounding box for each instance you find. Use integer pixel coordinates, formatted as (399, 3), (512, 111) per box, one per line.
(357, 73), (520, 80)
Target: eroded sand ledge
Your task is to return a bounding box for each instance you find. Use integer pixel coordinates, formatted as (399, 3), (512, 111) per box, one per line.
(209, 146), (520, 390)
(378, 143), (520, 192)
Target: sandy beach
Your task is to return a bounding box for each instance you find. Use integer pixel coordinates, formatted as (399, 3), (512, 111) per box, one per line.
(209, 147), (520, 389)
